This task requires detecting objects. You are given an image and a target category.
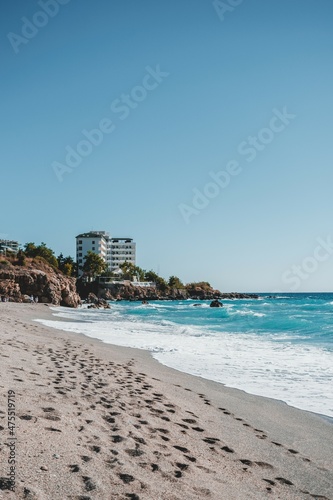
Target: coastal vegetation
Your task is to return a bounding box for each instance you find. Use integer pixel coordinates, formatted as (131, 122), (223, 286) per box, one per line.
(9, 242), (77, 277)
(82, 251), (107, 279)
(1, 243), (210, 294)
(0, 244), (258, 305)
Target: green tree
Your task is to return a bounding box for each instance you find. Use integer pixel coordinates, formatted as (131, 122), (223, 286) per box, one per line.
(82, 251), (107, 278)
(144, 270), (168, 291)
(144, 270), (159, 282)
(57, 253), (77, 276)
(16, 249), (26, 266)
(120, 262), (145, 281)
(23, 242), (37, 257)
(37, 242), (58, 268)
(57, 253), (64, 267)
(168, 275), (184, 289)
(62, 262), (72, 276)
(24, 242), (58, 268)
(100, 269), (116, 278)
(156, 277), (168, 292)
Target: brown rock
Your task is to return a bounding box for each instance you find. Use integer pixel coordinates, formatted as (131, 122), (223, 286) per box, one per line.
(0, 258), (80, 307)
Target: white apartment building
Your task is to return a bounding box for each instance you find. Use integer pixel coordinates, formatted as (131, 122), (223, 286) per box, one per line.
(76, 231), (136, 275)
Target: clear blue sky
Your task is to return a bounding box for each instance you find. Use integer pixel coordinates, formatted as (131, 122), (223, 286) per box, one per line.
(1, 0), (333, 292)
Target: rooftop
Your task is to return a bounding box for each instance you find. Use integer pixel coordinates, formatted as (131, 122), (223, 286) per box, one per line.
(111, 238), (133, 242)
(76, 231), (110, 239)
(0, 239), (19, 245)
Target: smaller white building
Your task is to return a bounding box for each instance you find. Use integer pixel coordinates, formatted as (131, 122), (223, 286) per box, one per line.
(0, 239), (19, 255)
(110, 238), (136, 271)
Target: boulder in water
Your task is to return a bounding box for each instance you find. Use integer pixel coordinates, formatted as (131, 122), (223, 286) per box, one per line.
(210, 299), (223, 308)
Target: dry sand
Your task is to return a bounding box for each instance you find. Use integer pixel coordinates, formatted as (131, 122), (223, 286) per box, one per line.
(0, 303), (332, 500)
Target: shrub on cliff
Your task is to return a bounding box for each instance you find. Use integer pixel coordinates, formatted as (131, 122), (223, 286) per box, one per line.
(144, 270), (168, 292)
(186, 281), (212, 291)
(168, 275), (184, 289)
(24, 242), (58, 268)
(57, 253), (77, 277)
(16, 249), (26, 266)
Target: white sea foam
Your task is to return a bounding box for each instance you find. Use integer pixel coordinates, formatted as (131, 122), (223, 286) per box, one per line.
(232, 309), (266, 317)
(37, 306), (333, 417)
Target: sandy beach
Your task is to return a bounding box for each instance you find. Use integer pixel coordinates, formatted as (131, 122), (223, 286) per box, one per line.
(0, 303), (332, 499)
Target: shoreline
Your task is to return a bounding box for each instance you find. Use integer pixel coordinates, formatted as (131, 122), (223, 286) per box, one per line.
(46, 305), (333, 425)
(0, 303), (332, 499)
(44, 302), (333, 420)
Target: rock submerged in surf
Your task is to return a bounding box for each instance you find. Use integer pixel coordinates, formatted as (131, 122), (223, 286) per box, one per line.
(210, 299), (223, 308)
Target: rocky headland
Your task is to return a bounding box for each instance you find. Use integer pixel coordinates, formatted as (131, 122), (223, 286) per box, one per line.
(0, 257), (258, 308)
(77, 280), (259, 303)
(0, 257), (80, 307)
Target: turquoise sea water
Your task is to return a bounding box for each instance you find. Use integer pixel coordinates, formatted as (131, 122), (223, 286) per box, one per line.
(39, 293), (333, 417)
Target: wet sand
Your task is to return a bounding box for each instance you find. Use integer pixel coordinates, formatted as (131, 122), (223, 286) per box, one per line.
(0, 303), (332, 499)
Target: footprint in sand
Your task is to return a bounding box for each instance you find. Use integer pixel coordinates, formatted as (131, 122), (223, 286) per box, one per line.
(44, 414), (60, 421)
(119, 473), (135, 484)
(176, 462), (189, 471)
(275, 477), (294, 486)
(255, 461), (273, 469)
(203, 437), (220, 445)
(19, 415), (34, 421)
(125, 447), (144, 457)
(112, 435), (125, 443)
(90, 445), (101, 453)
(263, 478), (276, 486)
(240, 459), (252, 465)
(68, 464), (80, 472)
(221, 446), (234, 453)
(155, 428), (169, 434)
(82, 476), (96, 491)
(173, 445), (189, 453)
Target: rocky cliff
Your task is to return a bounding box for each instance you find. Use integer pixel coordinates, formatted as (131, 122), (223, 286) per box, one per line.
(0, 257), (80, 307)
(77, 280), (258, 302)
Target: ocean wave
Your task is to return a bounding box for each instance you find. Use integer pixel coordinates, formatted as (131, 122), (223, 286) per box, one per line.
(230, 309), (266, 318)
(38, 298), (333, 417)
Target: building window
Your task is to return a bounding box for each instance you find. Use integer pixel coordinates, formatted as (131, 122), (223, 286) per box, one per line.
(92, 247), (95, 251)
(92, 241), (95, 244)
(79, 253), (82, 257)
(78, 246), (82, 250)
(78, 240), (82, 244)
